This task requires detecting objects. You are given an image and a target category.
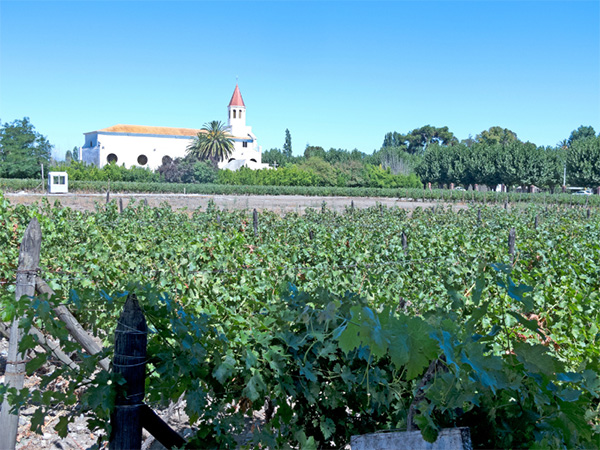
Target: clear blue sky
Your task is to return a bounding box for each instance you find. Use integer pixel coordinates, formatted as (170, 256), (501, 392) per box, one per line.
(1, 1), (599, 160)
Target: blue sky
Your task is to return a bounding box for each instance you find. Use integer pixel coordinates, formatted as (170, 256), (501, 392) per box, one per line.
(1, 1), (599, 160)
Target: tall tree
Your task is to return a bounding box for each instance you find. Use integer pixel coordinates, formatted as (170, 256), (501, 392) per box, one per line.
(475, 126), (519, 147)
(383, 126), (457, 154)
(0, 117), (52, 178)
(186, 121), (234, 167)
(567, 125), (596, 147)
(283, 129), (292, 157)
(567, 135), (600, 187)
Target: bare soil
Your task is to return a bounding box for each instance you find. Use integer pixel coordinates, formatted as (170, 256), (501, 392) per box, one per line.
(4, 192), (449, 214)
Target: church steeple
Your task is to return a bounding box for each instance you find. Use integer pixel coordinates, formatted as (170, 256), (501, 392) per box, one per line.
(229, 84), (245, 107)
(228, 84), (246, 131)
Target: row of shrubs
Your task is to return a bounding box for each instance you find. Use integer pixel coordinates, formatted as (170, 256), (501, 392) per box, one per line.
(2, 178), (599, 206)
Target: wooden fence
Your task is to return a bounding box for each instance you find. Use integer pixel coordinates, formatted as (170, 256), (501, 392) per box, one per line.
(0, 218), (185, 450)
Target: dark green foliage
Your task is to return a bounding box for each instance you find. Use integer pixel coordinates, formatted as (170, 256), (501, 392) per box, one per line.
(157, 157), (217, 183)
(0, 117), (52, 178)
(568, 125), (597, 147)
(383, 126), (458, 154)
(50, 161), (160, 183)
(283, 129), (292, 157)
(567, 135), (600, 187)
(1, 199), (599, 448)
(186, 120), (234, 165)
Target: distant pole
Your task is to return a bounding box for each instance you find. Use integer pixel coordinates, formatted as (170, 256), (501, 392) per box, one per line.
(109, 294), (147, 450)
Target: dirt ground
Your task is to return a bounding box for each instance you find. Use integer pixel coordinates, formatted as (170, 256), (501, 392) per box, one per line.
(4, 192), (451, 214)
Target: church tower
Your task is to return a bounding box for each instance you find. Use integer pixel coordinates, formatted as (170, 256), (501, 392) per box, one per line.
(228, 84), (246, 134)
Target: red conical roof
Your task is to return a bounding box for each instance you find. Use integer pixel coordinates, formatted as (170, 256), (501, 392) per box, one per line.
(228, 84), (245, 107)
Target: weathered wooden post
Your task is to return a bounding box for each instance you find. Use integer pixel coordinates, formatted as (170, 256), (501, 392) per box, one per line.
(119, 198), (124, 213)
(401, 232), (408, 257)
(0, 218), (42, 450)
(309, 230), (314, 241)
(109, 294), (147, 450)
(216, 214), (221, 225)
(508, 227), (516, 263)
(106, 191), (110, 203)
(587, 208), (591, 220)
(350, 200), (354, 212)
(477, 208), (481, 224)
(504, 200), (508, 210)
(534, 215), (539, 229)
(253, 209), (259, 237)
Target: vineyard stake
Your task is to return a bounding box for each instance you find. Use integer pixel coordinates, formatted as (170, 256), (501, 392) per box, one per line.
(253, 209), (259, 237)
(534, 215), (539, 229)
(106, 191), (110, 203)
(119, 198), (123, 213)
(401, 232), (408, 257)
(0, 218), (42, 450)
(109, 294), (147, 450)
(508, 227), (516, 263)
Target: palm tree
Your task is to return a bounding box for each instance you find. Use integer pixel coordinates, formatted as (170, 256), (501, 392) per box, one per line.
(187, 120), (234, 166)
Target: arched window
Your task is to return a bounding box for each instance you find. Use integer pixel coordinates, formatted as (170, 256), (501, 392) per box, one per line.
(228, 158), (236, 163)
(233, 110), (236, 119)
(250, 158), (257, 163)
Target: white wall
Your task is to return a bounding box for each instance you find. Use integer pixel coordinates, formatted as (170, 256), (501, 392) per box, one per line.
(82, 132), (191, 170)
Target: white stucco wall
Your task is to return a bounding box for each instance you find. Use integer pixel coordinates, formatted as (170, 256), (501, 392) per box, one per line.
(82, 132), (191, 170)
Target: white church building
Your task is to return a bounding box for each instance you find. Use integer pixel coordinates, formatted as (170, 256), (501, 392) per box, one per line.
(80, 85), (268, 171)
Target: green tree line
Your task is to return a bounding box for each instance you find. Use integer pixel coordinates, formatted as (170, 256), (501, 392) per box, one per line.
(3, 118), (598, 191)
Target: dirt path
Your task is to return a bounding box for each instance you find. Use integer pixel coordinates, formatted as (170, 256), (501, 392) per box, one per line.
(4, 192), (456, 214)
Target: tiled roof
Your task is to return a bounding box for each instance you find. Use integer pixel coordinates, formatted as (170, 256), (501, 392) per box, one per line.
(89, 124), (250, 141)
(228, 85), (245, 107)
(95, 124), (203, 136)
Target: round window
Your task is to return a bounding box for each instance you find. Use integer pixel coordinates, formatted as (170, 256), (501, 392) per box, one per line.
(107, 153), (118, 164)
(137, 154), (148, 165)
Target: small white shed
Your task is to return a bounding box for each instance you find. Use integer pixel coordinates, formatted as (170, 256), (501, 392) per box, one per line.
(48, 172), (69, 194)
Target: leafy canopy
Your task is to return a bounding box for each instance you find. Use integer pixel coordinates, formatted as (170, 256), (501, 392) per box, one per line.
(0, 117), (53, 178)
(186, 120), (234, 166)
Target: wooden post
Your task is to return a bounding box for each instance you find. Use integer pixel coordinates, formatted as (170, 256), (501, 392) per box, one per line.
(504, 200), (508, 210)
(477, 208), (481, 224)
(0, 218), (42, 450)
(508, 227), (516, 263)
(321, 201), (326, 214)
(253, 209), (258, 237)
(309, 230), (314, 241)
(216, 214), (221, 225)
(587, 208), (591, 220)
(401, 232), (408, 257)
(534, 215), (539, 229)
(119, 198), (124, 213)
(36, 279), (110, 371)
(109, 294), (147, 450)
(350, 200), (354, 212)
(106, 191), (110, 203)
(143, 199), (148, 207)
